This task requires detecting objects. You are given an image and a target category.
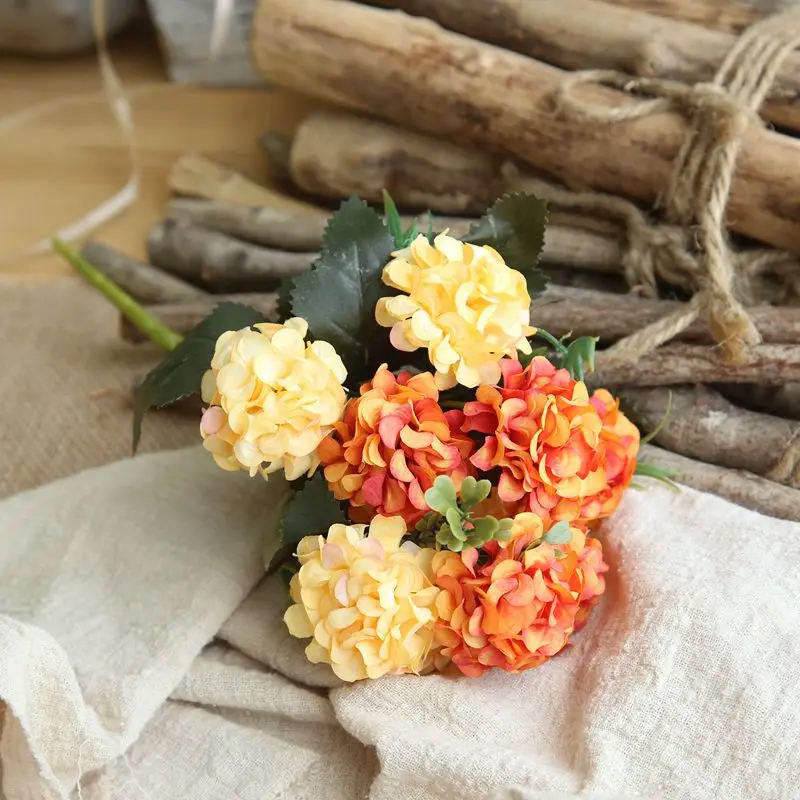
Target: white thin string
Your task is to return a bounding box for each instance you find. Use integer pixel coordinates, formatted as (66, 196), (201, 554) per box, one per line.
(0, 0), (236, 266)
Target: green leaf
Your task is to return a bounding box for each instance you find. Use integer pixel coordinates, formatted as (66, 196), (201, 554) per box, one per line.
(634, 461), (680, 491)
(290, 196), (395, 375)
(133, 302), (265, 451)
(268, 473), (347, 571)
(459, 476), (492, 509)
(425, 475), (459, 515)
(276, 274), (295, 322)
(470, 516), (499, 545)
(494, 518), (514, 542)
(543, 520), (573, 545)
(382, 190), (405, 248)
(561, 336), (598, 381)
(464, 193), (549, 296)
(445, 507), (466, 540)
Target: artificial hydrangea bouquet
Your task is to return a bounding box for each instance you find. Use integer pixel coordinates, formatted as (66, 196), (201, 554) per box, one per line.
(59, 191), (667, 683)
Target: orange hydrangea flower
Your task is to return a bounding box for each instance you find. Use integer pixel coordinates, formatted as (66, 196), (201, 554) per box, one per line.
(317, 365), (475, 525)
(463, 357), (638, 529)
(432, 513), (608, 677)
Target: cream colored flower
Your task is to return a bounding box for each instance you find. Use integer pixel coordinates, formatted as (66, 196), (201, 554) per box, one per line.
(200, 317), (347, 481)
(284, 516), (441, 681)
(375, 233), (535, 389)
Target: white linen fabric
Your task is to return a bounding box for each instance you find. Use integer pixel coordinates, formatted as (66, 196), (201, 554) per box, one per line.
(0, 447), (798, 799)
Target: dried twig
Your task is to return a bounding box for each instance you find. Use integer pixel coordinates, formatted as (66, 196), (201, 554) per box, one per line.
(593, 344), (800, 386)
(640, 444), (800, 522)
(536, 285), (800, 344)
(147, 220), (316, 289)
(81, 242), (207, 304)
(626, 386), (800, 484)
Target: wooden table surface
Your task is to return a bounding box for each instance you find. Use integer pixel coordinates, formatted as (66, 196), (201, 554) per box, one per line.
(0, 23), (321, 281)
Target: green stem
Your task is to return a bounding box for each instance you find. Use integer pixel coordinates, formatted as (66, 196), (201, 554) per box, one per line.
(535, 328), (567, 356)
(52, 238), (183, 352)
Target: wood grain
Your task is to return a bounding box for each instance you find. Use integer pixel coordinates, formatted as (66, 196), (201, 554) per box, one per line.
(251, 0), (800, 253)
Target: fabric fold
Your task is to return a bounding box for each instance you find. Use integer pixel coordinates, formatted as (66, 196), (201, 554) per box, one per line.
(0, 448), (286, 799)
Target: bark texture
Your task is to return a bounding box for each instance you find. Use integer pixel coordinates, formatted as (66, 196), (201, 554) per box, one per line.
(167, 199), (328, 252)
(147, 221), (316, 289)
(290, 109), (507, 214)
(251, 0), (800, 252)
(603, 0), (797, 33)
(625, 385), (800, 483)
(81, 242), (207, 304)
(593, 344), (800, 385)
(536, 285), (800, 344)
(374, 0), (800, 131)
(640, 444), (800, 522)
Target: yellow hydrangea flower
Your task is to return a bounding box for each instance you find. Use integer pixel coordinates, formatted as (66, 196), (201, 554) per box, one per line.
(200, 317), (347, 481)
(375, 233), (535, 389)
(284, 516), (441, 681)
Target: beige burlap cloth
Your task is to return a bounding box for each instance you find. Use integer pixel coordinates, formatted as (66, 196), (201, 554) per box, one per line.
(0, 277), (198, 499)
(0, 445), (797, 799)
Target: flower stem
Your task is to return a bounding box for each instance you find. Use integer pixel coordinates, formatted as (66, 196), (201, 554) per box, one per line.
(52, 238), (183, 352)
(534, 328), (567, 356)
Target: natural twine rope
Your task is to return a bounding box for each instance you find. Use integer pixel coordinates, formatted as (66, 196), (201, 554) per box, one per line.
(548, 7), (800, 364)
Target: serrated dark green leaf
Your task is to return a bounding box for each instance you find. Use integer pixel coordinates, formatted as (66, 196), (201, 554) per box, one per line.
(276, 274), (295, 321)
(268, 473), (347, 571)
(290, 196), (395, 375)
(464, 192), (549, 296)
(133, 302), (266, 451)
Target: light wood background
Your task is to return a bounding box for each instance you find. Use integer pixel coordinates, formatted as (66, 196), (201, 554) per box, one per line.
(0, 22), (320, 281)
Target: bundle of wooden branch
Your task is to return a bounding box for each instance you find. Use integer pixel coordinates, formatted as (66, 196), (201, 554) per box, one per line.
(84, 0), (800, 520)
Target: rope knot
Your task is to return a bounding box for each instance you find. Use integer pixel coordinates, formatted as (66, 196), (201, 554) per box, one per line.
(549, 6), (800, 364)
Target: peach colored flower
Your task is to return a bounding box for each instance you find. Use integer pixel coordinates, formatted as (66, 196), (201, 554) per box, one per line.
(432, 513), (608, 677)
(375, 233), (535, 389)
(317, 365), (475, 526)
(585, 388), (641, 523)
(283, 516), (441, 682)
(463, 357), (604, 529)
(463, 357), (637, 529)
(200, 317), (347, 481)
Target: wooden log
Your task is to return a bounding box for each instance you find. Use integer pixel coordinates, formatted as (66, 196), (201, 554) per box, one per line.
(373, 0), (800, 132)
(593, 343), (800, 385)
(251, 0), (800, 253)
(80, 242), (207, 304)
(165, 192), (623, 274)
(147, 220), (316, 289)
(602, 0), (797, 34)
(625, 386), (800, 484)
(167, 198), (328, 252)
(169, 153), (321, 214)
(120, 294), (279, 344)
(715, 382), (800, 420)
(639, 444), (800, 522)
(536, 285), (800, 343)
(290, 109), (507, 214)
